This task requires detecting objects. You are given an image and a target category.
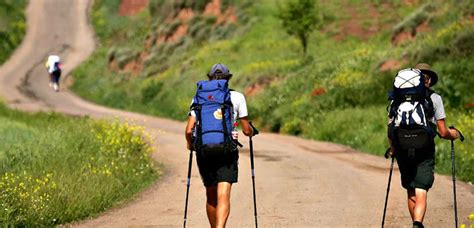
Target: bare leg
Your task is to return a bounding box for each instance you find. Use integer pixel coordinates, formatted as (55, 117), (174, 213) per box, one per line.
(216, 182), (232, 228)
(206, 186), (218, 228)
(407, 189), (416, 220)
(413, 188), (427, 222)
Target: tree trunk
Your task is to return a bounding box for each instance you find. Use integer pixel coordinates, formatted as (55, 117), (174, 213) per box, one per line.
(299, 33), (308, 55)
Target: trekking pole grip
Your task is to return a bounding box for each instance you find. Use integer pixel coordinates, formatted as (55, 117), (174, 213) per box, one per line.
(384, 148), (391, 159)
(449, 126), (464, 142)
(249, 121), (259, 136)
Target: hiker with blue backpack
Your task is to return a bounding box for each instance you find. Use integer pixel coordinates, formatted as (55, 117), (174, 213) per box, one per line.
(386, 63), (461, 228)
(184, 63), (254, 228)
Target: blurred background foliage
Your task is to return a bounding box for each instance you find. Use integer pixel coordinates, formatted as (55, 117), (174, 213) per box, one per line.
(0, 0), (27, 64)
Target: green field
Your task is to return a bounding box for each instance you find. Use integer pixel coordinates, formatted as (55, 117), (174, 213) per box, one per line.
(0, 103), (159, 226)
(72, 0), (474, 182)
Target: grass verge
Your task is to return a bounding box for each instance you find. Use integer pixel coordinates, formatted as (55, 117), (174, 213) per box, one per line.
(0, 103), (159, 226)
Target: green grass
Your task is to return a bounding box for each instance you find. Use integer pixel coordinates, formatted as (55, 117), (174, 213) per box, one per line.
(0, 0), (27, 64)
(72, 0), (473, 182)
(0, 103), (159, 226)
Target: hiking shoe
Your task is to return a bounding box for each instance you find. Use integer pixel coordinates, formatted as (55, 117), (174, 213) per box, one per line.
(412, 221), (424, 228)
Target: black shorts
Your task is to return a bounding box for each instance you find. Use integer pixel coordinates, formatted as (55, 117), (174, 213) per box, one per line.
(52, 70), (61, 83)
(396, 145), (435, 190)
(196, 150), (238, 187)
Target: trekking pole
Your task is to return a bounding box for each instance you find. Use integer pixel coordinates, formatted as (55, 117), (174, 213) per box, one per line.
(183, 149), (194, 228)
(448, 126), (465, 228)
(381, 148), (395, 228)
(249, 121), (259, 228)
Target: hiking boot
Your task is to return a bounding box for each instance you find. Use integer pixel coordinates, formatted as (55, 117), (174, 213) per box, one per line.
(412, 221), (424, 228)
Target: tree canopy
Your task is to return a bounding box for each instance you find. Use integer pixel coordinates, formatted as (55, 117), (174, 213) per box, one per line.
(277, 0), (319, 55)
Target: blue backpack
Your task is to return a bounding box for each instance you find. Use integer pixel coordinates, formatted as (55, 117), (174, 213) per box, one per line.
(191, 79), (236, 155)
(388, 68), (435, 151)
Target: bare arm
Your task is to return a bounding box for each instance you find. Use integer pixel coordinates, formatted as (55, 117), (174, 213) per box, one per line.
(239, 117), (253, 136)
(436, 118), (459, 140)
(185, 116), (196, 150)
(388, 138), (395, 157)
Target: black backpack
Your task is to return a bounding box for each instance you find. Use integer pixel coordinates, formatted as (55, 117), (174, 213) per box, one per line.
(387, 68), (436, 151)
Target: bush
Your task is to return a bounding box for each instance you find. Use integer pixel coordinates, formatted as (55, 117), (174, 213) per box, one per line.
(434, 110), (474, 183)
(392, 3), (435, 35)
(0, 0), (27, 64)
(141, 80), (163, 103)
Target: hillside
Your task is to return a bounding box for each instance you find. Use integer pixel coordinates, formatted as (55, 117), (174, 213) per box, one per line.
(72, 0), (474, 182)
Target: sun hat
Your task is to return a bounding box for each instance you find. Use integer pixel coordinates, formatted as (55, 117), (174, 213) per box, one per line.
(415, 63), (438, 87)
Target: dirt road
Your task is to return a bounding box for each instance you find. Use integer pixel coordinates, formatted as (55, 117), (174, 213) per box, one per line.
(0, 1), (472, 227)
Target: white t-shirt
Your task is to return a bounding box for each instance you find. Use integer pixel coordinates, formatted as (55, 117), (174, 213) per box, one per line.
(46, 55), (60, 73)
(429, 92), (446, 125)
(189, 91), (248, 121)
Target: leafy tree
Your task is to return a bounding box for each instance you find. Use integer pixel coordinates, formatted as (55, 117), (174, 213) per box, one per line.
(277, 0), (319, 55)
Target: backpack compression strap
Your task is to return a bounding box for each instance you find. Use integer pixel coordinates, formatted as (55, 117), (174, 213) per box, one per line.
(191, 104), (203, 150)
(424, 89), (435, 119)
(220, 104), (231, 147)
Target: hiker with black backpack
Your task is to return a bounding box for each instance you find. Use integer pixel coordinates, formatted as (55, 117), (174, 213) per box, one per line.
(387, 63), (461, 228)
(185, 63), (254, 228)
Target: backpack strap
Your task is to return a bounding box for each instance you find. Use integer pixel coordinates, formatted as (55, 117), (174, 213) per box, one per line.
(220, 91), (235, 151)
(191, 103), (203, 151)
(424, 88), (438, 136)
(220, 104), (230, 146)
(424, 88), (435, 120)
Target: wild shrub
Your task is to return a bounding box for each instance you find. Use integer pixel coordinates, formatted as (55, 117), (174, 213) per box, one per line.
(392, 3), (435, 35)
(435, 110), (474, 183)
(141, 80), (163, 103)
(0, 0), (27, 63)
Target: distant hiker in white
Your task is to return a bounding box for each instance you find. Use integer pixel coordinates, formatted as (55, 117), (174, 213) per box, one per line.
(387, 63), (461, 228)
(44, 55), (62, 92)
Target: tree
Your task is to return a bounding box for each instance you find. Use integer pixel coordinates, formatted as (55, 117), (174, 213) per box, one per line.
(277, 0), (319, 55)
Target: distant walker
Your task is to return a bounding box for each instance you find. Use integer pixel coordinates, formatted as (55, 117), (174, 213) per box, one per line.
(45, 55), (62, 92)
